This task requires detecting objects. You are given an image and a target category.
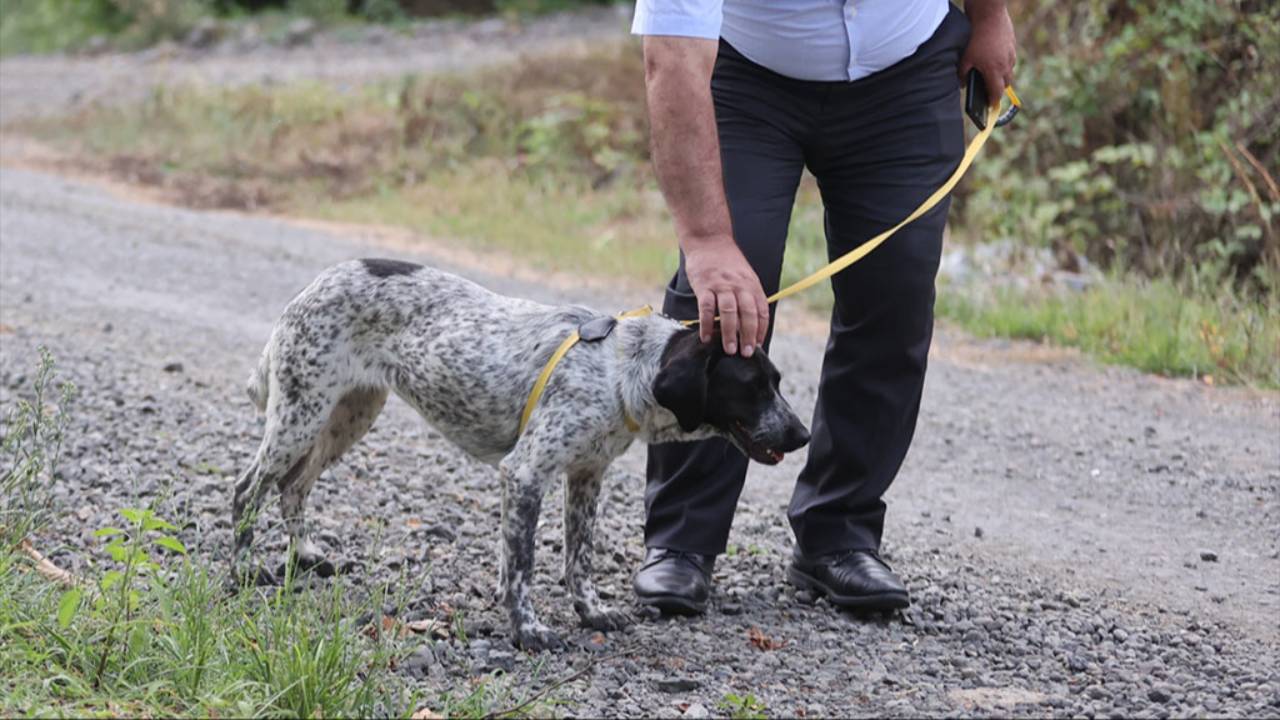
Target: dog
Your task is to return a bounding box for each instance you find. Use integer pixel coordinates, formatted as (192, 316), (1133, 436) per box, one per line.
(232, 258), (810, 650)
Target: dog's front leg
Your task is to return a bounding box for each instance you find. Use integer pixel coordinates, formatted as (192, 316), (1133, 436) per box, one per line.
(564, 466), (630, 631)
(499, 456), (564, 652)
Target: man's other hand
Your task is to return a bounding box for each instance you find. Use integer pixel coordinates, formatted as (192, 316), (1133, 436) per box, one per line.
(685, 237), (769, 356)
(960, 0), (1017, 104)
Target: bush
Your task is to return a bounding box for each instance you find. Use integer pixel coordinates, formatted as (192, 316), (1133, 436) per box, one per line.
(957, 0), (1279, 294)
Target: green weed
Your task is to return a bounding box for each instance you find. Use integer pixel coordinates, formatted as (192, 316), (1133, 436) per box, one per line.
(719, 691), (769, 720)
(0, 354), (420, 717)
(1, 347), (74, 550)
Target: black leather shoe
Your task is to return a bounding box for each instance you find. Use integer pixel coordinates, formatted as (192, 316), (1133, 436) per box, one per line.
(788, 548), (909, 610)
(633, 548), (714, 614)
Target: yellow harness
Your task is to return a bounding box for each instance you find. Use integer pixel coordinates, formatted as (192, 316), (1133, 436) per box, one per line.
(518, 93), (1019, 436)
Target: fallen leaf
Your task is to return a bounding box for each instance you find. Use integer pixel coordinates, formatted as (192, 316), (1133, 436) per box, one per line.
(364, 614), (402, 640)
(748, 626), (787, 651)
(406, 518), (422, 529)
(411, 708), (443, 719)
(405, 618), (449, 639)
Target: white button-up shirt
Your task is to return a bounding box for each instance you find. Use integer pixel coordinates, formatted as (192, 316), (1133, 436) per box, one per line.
(632, 0), (950, 82)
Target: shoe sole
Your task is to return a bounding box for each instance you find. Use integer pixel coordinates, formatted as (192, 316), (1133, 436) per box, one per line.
(636, 592), (707, 615)
(787, 566), (910, 611)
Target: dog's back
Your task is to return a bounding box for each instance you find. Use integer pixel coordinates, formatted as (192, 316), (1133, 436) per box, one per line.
(248, 258), (596, 461)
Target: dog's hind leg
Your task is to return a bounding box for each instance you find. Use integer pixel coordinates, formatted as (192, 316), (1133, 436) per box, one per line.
(564, 466), (629, 631)
(232, 367), (350, 583)
(278, 386), (388, 577)
(232, 438), (310, 585)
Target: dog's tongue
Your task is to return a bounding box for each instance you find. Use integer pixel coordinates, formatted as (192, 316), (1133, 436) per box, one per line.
(768, 449), (784, 463)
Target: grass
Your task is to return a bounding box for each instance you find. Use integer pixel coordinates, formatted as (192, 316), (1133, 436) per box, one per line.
(0, 355), (417, 717)
(0, 352), (565, 718)
(937, 273), (1280, 387)
(14, 44), (1279, 388)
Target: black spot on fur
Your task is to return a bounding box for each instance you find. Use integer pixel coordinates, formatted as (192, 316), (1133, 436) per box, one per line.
(361, 258), (422, 278)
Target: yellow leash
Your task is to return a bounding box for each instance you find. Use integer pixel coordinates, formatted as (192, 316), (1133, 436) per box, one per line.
(519, 92), (1018, 435)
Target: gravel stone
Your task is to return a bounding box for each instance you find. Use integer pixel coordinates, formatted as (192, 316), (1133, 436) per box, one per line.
(682, 703), (709, 718)
(1148, 683), (1178, 704)
(657, 679), (701, 693)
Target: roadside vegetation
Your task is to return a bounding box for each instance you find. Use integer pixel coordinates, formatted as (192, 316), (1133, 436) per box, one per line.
(0, 0), (616, 56)
(0, 352), (563, 718)
(9, 1), (1279, 386)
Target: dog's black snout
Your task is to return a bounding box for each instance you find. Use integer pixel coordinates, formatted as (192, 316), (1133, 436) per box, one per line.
(781, 423), (811, 453)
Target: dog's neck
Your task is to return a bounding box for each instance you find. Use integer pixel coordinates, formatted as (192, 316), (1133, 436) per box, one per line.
(614, 315), (719, 445)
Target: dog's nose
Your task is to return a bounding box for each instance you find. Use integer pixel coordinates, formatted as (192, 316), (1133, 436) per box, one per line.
(781, 423), (811, 452)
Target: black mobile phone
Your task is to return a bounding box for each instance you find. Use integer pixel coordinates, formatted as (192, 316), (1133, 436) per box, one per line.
(965, 68), (989, 130)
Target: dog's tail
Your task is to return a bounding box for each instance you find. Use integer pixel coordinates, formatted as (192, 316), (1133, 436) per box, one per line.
(246, 344), (271, 413)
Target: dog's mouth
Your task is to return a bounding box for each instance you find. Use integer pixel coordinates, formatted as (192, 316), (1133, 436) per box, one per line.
(731, 422), (785, 465)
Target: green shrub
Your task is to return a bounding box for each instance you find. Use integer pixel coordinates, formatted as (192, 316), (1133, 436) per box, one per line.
(957, 0), (1279, 293)
(0, 0), (131, 55)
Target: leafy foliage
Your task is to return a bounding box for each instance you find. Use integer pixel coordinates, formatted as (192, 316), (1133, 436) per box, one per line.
(957, 0), (1279, 293)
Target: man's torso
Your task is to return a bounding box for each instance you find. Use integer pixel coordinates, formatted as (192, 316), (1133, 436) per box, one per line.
(632, 0), (951, 82)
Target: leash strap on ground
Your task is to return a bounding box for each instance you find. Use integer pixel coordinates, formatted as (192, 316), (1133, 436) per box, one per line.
(520, 93), (1017, 434)
(518, 306), (654, 435)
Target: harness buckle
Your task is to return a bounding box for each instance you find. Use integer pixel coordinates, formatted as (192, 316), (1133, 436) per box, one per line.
(577, 316), (618, 342)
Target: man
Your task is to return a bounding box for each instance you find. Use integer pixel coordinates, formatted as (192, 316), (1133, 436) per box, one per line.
(632, 0), (1016, 614)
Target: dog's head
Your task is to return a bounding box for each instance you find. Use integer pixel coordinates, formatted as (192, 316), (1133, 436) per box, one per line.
(652, 328), (810, 465)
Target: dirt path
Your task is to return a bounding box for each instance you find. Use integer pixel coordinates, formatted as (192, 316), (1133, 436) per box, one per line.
(2, 15), (1278, 717)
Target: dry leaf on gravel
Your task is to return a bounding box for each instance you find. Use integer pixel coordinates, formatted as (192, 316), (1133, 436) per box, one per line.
(404, 618), (450, 639)
(411, 707), (443, 719)
(748, 626), (787, 651)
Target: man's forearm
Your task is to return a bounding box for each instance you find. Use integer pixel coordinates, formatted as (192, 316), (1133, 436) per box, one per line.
(642, 37), (735, 252)
(963, 0), (1007, 22)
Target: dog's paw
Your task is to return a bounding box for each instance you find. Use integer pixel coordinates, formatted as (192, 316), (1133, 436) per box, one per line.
(296, 555), (337, 578)
(515, 622), (565, 652)
(277, 555), (340, 581)
(579, 607), (631, 632)
(227, 564), (277, 592)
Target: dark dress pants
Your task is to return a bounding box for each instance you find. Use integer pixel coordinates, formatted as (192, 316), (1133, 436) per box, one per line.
(644, 6), (972, 557)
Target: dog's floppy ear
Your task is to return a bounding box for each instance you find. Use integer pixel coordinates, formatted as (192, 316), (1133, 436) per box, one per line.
(653, 329), (716, 432)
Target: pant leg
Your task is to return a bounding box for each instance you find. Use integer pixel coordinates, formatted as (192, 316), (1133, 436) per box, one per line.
(788, 6), (972, 556)
(644, 42), (810, 555)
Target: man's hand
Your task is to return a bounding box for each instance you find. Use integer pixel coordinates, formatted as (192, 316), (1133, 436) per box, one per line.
(643, 36), (769, 357)
(960, 0), (1017, 105)
(684, 237), (770, 356)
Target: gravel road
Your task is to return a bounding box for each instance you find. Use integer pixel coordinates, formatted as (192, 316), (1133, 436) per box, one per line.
(2, 13), (1279, 716)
